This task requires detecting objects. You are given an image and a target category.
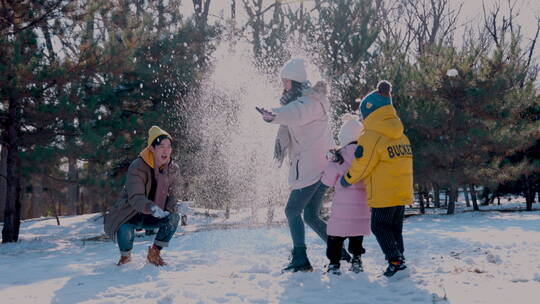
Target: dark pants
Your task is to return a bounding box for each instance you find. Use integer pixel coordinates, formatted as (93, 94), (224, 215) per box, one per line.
(371, 206), (405, 261)
(117, 213), (180, 255)
(285, 181), (328, 249)
(326, 235), (365, 264)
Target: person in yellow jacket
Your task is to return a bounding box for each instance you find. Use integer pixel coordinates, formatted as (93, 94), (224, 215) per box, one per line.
(340, 80), (413, 277)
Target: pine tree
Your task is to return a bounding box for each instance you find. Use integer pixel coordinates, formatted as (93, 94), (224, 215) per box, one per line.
(304, 0), (381, 110)
(404, 37), (539, 214)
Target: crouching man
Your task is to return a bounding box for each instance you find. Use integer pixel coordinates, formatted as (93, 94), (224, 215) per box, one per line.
(105, 126), (181, 266)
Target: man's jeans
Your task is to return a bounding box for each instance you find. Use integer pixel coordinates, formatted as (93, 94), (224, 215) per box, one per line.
(117, 213), (180, 255)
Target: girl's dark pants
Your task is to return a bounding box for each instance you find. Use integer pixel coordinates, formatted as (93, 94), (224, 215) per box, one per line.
(326, 235), (365, 265)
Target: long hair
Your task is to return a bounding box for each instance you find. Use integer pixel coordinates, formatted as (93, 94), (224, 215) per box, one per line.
(280, 80), (304, 105)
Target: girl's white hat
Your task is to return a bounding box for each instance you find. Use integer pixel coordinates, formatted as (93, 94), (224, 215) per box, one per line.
(338, 113), (364, 146)
(280, 58), (308, 83)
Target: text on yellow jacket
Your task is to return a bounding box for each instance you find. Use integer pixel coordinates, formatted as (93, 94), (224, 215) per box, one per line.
(340, 104), (413, 208)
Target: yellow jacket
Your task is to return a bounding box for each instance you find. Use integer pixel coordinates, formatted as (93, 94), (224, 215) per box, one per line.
(341, 105), (413, 208)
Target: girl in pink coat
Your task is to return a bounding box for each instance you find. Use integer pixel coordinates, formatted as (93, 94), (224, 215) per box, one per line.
(321, 114), (371, 275)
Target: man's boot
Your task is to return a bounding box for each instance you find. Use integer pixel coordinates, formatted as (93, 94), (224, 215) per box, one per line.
(117, 253), (131, 266)
(147, 246), (167, 266)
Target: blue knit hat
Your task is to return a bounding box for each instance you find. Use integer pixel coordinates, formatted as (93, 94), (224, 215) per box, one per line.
(358, 91), (392, 120)
(358, 80), (393, 120)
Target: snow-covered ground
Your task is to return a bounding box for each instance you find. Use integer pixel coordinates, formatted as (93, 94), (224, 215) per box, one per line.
(1, 202), (540, 304)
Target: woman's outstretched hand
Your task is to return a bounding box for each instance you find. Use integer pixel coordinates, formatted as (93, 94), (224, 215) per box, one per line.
(256, 106), (276, 122)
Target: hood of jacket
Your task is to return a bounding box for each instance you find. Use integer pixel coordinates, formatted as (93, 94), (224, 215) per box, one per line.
(303, 81), (330, 114)
(363, 105), (404, 139)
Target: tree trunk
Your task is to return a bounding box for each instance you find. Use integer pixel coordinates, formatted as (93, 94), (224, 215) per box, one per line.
(463, 185), (470, 207)
(79, 189), (85, 215)
(231, 0), (236, 21)
(67, 156), (79, 215)
(45, 190), (60, 226)
(470, 184), (479, 211)
(266, 198), (275, 224)
(31, 176), (44, 219)
(0, 145), (7, 222)
(225, 202), (230, 219)
(525, 175), (534, 211)
(41, 23), (55, 63)
(481, 187), (490, 206)
(434, 184), (441, 208)
(2, 95), (22, 243)
(447, 185), (458, 215)
(250, 205), (257, 224)
(85, 161), (101, 213)
(193, 0), (211, 66)
(252, 4), (263, 59)
(20, 181), (33, 220)
(157, 0), (165, 32)
(418, 184), (425, 214)
(419, 191), (425, 214)
(489, 193), (496, 205)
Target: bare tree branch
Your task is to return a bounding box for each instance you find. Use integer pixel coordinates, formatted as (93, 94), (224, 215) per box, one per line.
(525, 17), (540, 69)
(483, 0), (501, 48)
(239, 0), (277, 33)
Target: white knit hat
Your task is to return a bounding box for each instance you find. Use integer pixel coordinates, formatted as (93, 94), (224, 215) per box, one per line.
(279, 58), (308, 83)
(338, 113), (364, 146)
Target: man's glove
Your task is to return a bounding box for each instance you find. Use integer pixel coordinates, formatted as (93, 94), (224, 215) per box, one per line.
(150, 205), (170, 218)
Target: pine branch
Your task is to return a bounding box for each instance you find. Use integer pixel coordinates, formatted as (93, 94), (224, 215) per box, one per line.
(0, 0), (65, 36)
(40, 172), (79, 185)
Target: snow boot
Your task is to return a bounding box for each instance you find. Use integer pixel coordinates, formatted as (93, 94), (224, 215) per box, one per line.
(341, 248), (352, 262)
(350, 255), (363, 273)
(117, 253), (131, 266)
(282, 247), (313, 273)
(147, 246), (167, 266)
(383, 259), (407, 277)
(326, 263), (341, 276)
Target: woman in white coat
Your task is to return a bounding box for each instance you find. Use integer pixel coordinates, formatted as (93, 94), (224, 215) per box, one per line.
(258, 58), (348, 272)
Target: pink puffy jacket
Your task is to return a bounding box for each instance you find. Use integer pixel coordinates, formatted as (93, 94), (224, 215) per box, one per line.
(321, 144), (371, 237)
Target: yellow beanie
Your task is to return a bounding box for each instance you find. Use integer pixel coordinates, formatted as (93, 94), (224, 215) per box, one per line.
(147, 125), (172, 146)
